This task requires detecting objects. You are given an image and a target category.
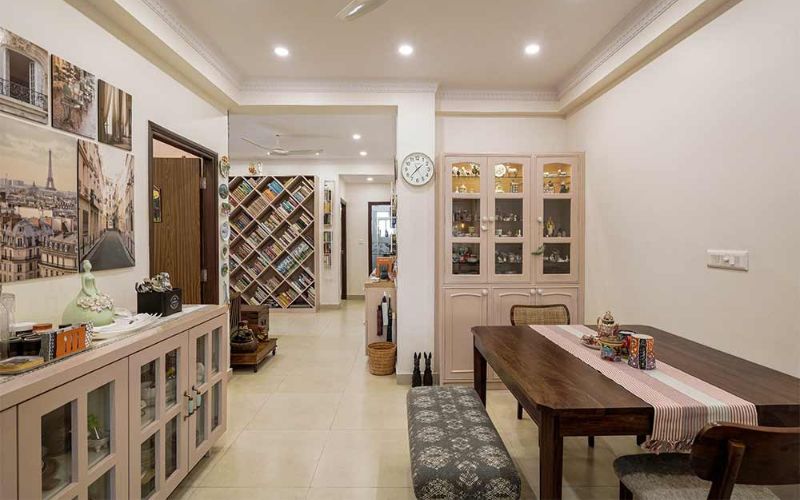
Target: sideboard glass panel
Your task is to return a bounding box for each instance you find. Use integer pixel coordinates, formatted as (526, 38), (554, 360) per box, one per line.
(543, 243), (571, 275)
(452, 243), (481, 275)
(451, 162), (481, 194)
(196, 336), (207, 385)
(41, 402), (73, 499)
(494, 199), (523, 238)
(195, 391), (207, 447)
(543, 199), (571, 238)
(211, 382), (222, 432)
(495, 243), (523, 276)
(140, 360), (158, 428)
(211, 328), (220, 374)
(141, 433), (157, 499)
(492, 162), (524, 194)
(165, 416), (179, 480)
(88, 469), (112, 500)
(165, 348), (178, 409)
(87, 382), (112, 467)
(452, 199), (481, 237)
(542, 162), (572, 194)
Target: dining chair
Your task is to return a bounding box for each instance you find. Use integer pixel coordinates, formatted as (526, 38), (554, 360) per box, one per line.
(615, 423), (800, 499)
(509, 304), (595, 448)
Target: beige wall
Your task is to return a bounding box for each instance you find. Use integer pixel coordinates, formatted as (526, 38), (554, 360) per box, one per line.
(343, 182), (393, 296)
(436, 115), (567, 155)
(567, 0), (800, 376)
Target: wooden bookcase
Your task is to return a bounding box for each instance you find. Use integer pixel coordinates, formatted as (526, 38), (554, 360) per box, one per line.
(228, 175), (318, 310)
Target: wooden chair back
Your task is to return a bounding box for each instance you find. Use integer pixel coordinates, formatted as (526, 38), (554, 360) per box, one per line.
(690, 422), (800, 499)
(510, 304), (570, 326)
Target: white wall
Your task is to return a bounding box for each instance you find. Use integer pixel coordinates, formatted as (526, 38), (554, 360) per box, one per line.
(2, 0), (228, 324)
(437, 115), (567, 155)
(567, 0), (800, 376)
(229, 160), (393, 306)
(342, 182), (393, 296)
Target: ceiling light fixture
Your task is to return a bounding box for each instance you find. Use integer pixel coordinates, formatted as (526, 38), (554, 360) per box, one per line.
(360, 151), (368, 157)
(352, 133), (362, 140)
(366, 177), (374, 182)
(274, 46), (290, 58)
(398, 44), (414, 56)
(524, 44), (541, 56)
(336, 0), (390, 21)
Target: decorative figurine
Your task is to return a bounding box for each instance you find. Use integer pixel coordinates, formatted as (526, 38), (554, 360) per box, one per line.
(62, 261), (114, 327)
(495, 181), (504, 193)
(546, 217), (556, 237)
(560, 182), (569, 193)
(423, 353), (433, 386)
(136, 272), (173, 293)
(412, 353), (422, 387)
(248, 161), (263, 175)
(597, 311), (620, 338)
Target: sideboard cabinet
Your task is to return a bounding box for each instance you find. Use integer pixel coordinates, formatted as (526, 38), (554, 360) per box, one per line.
(439, 154), (584, 385)
(0, 305), (228, 500)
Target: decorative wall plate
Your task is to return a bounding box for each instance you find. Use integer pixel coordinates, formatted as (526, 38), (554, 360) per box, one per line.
(218, 183), (229, 199)
(221, 263), (229, 277)
(220, 201), (232, 216)
(220, 222), (230, 240)
(221, 244), (228, 258)
(219, 156), (230, 177)
(494, 163), (507, 178)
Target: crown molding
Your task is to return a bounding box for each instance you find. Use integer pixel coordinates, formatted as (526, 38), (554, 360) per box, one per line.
(557, 0), (680, 99)
(438, 89), (558, 103)
(239, 79), (439, 94)
(141, 0), (241, 85)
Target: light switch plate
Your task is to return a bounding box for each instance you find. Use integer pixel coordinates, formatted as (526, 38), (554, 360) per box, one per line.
(707, 249), (749, 271)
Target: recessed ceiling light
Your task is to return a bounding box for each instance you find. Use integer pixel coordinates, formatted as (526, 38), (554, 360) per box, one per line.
(359, 151), (368, 157)
(274, 46), (290, 58)
(352, 133), (362, 140)
(524, 44), (541, 56)
(315, 152), (320, 156)
(398, 44), (414, 56)
(366, 177), (374, 182)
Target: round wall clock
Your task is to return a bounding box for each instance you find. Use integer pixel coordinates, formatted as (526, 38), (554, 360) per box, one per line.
(400, 152), (434, 186)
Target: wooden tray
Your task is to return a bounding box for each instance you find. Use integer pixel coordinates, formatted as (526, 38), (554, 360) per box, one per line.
(230, 338), (277, 372)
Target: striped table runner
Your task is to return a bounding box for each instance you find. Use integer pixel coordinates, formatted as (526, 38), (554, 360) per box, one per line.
(530, 325), (758, 453)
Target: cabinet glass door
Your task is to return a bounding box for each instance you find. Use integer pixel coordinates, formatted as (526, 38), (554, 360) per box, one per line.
(129, 333), (189, 500)
(445, 157), (488, 283)
(489, 158), (529, 282)
(188, 315), (228, 468)
(535, 156), (580, 283)
(19, 359), (128, 500)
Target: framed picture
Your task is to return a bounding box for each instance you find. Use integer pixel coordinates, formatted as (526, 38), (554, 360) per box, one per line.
(51, 55), (97, 139)
(77, 139), (135, 270)
(97, 80), (132, 151)
(0, 28), (49, 124)
(0, 116), (78, 281)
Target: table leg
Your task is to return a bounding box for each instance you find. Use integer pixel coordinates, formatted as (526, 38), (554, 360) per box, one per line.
(539, 411), (563, 499)
(473, 341), (487, 406)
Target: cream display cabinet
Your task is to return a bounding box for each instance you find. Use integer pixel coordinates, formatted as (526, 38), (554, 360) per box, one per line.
(439, 154), (584, 384)
(0, 305), (228, 500)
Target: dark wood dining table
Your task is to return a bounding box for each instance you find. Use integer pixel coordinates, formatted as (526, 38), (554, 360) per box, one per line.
(472, 324), (800, 500)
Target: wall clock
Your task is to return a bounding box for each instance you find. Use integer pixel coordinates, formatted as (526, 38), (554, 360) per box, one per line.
(400, 152), (434, 186)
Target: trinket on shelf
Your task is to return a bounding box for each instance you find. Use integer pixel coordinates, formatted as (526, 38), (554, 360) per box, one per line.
(62, 261), (114, 327)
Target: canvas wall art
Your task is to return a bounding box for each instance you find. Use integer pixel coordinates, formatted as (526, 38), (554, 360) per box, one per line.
(0, 28), (49, 124)
(98, 80), (132, 151)
(78, 140), (135, 271)
(0, 116), (78, 282)
(51, 55), (97, 139)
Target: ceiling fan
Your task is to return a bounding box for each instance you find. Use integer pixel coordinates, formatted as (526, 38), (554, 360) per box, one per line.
(242, 135), (323, 157)
(336, 0), (390, 21)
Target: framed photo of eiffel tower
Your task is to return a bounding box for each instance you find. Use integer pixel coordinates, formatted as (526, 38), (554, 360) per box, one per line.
(0, 115), (79, 282)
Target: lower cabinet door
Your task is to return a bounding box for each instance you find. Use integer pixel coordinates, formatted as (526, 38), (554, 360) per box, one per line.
(129, 332), (190, 500)
(443, 288), (488, 383)
(1, 407), (16, 499)
(18, 359), (128, 500)
(535, 287), (580, 324)
(489, 288), (536, 382)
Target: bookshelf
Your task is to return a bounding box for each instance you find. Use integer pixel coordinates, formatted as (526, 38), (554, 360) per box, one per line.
(228, 175), (318, 311)
(322, 180), (333, 268)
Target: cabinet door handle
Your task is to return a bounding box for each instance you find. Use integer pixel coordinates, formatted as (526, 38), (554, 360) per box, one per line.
(481, 289), (488, 296)
(529, 289), (536, 296)
(488, 215), (495, 222)
(184, 390), (195, 419)
(192, 385), (202, 409)
(532, 245), (544, 255)
(481, 216), (488, 223)
(480, 225), (487, 231)
(537, 217), (543, 223)
(537, 289), (544, 295)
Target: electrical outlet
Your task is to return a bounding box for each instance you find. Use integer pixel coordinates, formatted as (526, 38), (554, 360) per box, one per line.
(707, 250), (748, 271)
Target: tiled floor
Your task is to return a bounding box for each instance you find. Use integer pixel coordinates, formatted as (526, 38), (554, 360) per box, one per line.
(171, 300), (798, 499)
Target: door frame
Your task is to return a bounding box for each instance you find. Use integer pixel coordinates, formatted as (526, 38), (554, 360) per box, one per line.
(148, 122), (219, 304)
(340, 199), (347, 301)
(367, 201), (391, 273)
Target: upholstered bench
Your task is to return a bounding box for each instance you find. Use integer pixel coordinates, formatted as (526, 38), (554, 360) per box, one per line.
(407, 386), (521, 500)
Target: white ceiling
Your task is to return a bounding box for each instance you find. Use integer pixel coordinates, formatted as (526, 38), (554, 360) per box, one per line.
(228, 109), (397, 162)
(158, 0), (643, 90)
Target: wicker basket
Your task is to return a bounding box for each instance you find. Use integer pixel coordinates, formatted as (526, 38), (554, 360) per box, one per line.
(367, 342), (397, 376)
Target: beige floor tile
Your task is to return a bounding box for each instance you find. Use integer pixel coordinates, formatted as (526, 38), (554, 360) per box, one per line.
(227, 371), (286, 395)
(332, 392), (408, 430)
(247, 393), (342, 430)
(307, 487), (415, 500)
(312, 430), (411, 488)
(277, 371), (351, 393)
(187, 487), (308, 499)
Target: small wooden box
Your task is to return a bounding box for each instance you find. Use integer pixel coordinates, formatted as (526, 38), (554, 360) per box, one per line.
(137, 289), (182, 317)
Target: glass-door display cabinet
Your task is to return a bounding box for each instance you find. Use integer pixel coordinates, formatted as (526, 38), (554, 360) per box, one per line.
(18, 359), (129, 500)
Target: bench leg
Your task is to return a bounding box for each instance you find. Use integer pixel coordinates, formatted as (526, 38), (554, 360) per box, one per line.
(587, 436), (595, 448)
(517, 402), (523, 420)
(619, 481), (633, 500)
(636, 435), (646, 446)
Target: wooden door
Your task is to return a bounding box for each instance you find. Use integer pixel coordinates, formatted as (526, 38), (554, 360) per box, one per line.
(153, 157), (202, 303)
(442, 288), (488, 383)
(129, 332), (190, 500)
(18, 359), (128, 500)
(535, 287), (580, 324)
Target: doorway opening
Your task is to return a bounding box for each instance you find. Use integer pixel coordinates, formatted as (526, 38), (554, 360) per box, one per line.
(368, 201), (392, 274)
(148, 122), (219, 304)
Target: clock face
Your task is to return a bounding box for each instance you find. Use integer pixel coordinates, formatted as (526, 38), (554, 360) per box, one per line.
(401, 153), (434, 186)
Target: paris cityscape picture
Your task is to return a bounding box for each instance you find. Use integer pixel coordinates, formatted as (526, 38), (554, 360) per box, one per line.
(0, 117), (79, 282)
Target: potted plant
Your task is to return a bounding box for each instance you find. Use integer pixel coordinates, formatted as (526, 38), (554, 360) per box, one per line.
(87, 414), (109, 453)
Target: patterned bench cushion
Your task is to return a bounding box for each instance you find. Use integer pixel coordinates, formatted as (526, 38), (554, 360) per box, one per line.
(407, 386), (521, 500)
